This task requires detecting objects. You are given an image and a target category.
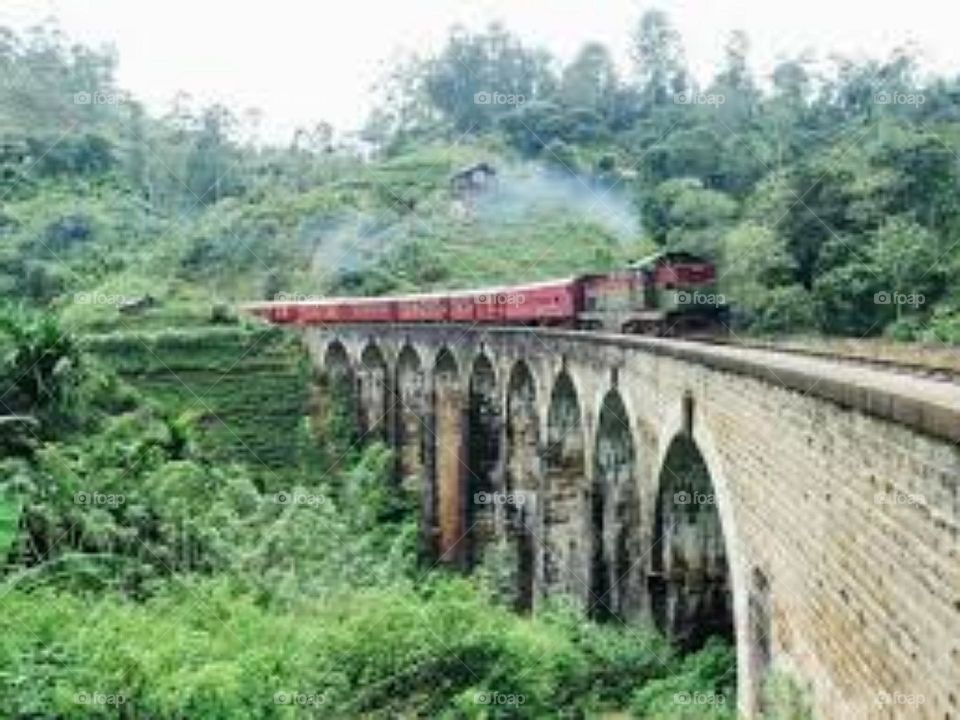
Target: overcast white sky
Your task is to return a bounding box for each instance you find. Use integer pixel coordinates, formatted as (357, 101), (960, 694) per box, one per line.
(2, 0), (956, 142)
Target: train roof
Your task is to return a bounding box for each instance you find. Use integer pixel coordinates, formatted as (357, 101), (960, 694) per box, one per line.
(241, 277), (579, 308)
(406, 277), (579, 301)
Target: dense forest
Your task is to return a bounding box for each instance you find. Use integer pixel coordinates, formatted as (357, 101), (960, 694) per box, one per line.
(2, 14), (960, 337)
(0, 9), (955, 717)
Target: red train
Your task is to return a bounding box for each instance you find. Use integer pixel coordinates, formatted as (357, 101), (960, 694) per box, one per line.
(244, 252), (727, 336)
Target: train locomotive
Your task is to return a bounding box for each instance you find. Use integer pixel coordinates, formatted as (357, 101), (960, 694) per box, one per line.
(245, 251), (727, 336)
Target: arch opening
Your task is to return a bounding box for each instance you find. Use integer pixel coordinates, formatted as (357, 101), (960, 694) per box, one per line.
(506, 360), (540, 611)
(543, 370), (585, 601)
(317, 340), (359, 446)
(395, 345), (424, 492)
(323, 340), (352, 377)
(650, 434), (734, 652)
(591, 389), (639, 621)
(465, 354), (500, 569)
(359, 343), (389, 441)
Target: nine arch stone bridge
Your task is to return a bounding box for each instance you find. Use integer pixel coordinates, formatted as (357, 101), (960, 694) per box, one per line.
(298, 322), (959, 719)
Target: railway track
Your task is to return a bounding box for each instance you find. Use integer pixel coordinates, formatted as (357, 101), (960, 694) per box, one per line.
(693, 335), (960, 382)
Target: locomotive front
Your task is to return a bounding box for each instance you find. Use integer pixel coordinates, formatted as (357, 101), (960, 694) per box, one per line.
(578, 252), (727, 335)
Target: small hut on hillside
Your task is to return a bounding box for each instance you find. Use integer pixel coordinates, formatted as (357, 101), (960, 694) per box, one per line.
(450, 162), (497, 198)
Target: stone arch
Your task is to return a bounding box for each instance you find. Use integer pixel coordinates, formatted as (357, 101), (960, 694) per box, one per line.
(431, 347), (465, 564)
(506, 359), (541, 611)
(543, 368), (586, 601)
(395, 344), (424, 493)
(650, 432), (734, 651)
(318, 339), (359, 439)
(590, 388), (641, 621)
(358, 342), (389, 441)
(655, 398), (752, 717)
(465, 352), (501, 568)
(323, 339), (352, 375)
(434, 346), (458, 374)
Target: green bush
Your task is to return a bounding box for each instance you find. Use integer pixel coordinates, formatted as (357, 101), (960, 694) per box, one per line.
(630, 638), (737, 719)
(0, 492), (19, 562)
(760, 670), (813, 720)
(0, 577), (709, 719)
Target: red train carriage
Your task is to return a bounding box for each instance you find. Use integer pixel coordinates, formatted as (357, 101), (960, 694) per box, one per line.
(338, 297), (395, 324)
(449, 290), (480, 323)
(240, 252), (725, 336)
(502, 278), (578, 325)
(473, 289), (504, 324)
(395, 293), (446, 323)
(246, 302), (281, 323)
(300, 300), (351, 325)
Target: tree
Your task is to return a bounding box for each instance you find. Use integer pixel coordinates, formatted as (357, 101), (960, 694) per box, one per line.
(184, 104), (244, 205)
(723, 222), (809, 330)
(0, 304), (82, 438)
(709, 30), (760, 126)
(418, 24), (555, 132)
(631, 10), (687, 108)
(765, 57), (814, 168)
(640, 177), (738, 255)
(870, 215), (942, 322)
(560, 42), (618, 117)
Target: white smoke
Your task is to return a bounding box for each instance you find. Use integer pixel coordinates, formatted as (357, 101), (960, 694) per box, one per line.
(471, 164), (640, 239)
(303, 161), (641, 284)
(304, 211), (403, 278)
